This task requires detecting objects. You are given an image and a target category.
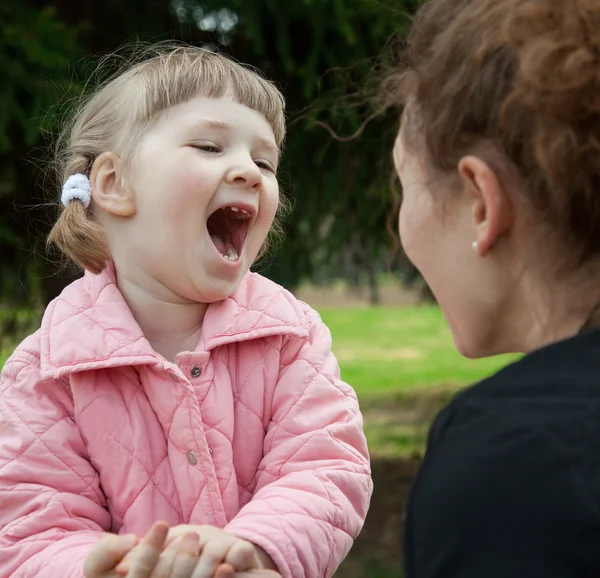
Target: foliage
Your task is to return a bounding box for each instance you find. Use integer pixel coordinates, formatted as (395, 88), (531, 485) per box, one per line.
(174, 0), (421, 288)
(0, 3), (81, 151)
(1, 0), (423, 303)
(0, 2), (84, 303)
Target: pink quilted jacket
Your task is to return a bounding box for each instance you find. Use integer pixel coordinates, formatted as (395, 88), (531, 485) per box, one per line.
(0, 267), (372, 578)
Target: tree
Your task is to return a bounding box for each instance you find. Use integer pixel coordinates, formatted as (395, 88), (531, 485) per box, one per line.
(0, 1), (82, 304)
(1, 0), (421, 304)
(174, 0), (418, 293)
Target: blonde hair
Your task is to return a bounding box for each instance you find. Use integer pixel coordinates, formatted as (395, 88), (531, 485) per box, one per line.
(48, 43), (287, 274)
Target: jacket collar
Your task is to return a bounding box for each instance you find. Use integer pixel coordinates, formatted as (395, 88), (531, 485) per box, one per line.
(39, 264), (308, 379)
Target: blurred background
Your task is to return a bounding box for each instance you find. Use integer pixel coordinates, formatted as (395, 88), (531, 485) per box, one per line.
(1, 1), (515, 575)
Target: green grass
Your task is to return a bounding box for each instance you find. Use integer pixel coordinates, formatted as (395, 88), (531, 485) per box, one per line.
(319, 305), (517, 397)
(0, 350), (10, 367)
(0, 304), (518, 458)
(0, 304), (517, 395)
(0, 307), (41, 369)
(318, 305), (519, 458)
(1, 304), (516, 388)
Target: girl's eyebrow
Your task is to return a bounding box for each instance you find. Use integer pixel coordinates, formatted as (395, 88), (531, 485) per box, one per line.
(257, 137), (280, 158)
(192, 119), (280, 157)
(197, 119), (231, 131)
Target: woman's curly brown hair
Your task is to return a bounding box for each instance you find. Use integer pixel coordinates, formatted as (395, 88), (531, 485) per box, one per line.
(387, 0), (600, 261)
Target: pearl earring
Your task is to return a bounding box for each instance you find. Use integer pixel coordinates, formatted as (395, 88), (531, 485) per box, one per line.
(472, 241), (478, 250)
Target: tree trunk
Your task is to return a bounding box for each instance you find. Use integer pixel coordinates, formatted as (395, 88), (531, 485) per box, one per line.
(367, 259), (380, 306)
(41, 260), (80, 305)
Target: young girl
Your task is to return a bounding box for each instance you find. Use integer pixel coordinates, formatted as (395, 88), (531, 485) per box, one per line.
(0, 46), (372, 578)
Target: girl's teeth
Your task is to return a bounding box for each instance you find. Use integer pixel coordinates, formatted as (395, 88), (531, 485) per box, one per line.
(225, 246), (239, 261)
(226, 206), (251, 219)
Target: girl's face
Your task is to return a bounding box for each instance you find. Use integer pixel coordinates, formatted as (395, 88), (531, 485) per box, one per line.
(98, 96), (280, 304)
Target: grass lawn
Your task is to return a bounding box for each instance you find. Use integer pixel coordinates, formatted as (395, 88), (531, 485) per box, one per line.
(319, 305), (518, 458)
(0, 304), (518, 458)
(319, 305), (516, 395)
(0, 307), (42, 368)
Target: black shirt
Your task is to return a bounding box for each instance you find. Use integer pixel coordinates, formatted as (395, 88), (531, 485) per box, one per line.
(404, 328), (600, 578)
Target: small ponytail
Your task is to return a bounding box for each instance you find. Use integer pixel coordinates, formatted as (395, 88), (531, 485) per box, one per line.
(47, 198), (109, 274)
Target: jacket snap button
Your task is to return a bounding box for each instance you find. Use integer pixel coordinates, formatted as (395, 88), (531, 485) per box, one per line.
(190, 365), (202, 378)
(187, 451), (198, 465)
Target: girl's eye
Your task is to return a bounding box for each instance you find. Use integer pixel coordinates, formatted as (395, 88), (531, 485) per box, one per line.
(255, 160), (275, 173)
(193, 144), (221, 153)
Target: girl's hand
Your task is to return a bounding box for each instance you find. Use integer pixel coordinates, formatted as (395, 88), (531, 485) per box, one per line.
(115, 526), (201, 577)
(84, 521), (168, 577)
(233, 570), (282, 578)
(167, 525), (275, 578)
(173, 563), (282, 578)
(84, 533), (138, 578)
(116, 524), (275, 578)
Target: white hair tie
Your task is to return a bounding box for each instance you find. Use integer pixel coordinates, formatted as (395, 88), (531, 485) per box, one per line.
(61, 173), (92, 209)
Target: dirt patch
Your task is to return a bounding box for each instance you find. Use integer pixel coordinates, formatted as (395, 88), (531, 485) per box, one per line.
(335, 346), (424, 362)
(394, 348), (422, 360)
(360, 387), (458, 458)
(333, 390), (457, 577)
(295, 283), (419, 309)
(334, 457), (421, 578)
(361, 388), (457, 429)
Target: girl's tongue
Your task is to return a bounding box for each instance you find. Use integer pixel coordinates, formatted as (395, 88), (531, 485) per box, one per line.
(209, 235), (239, 261)
(207, 206), (249, 261)
(210, 234), (227, 255)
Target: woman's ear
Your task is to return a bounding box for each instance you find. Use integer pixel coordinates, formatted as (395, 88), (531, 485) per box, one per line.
(90, 152), (136, 217)
(458, 155), (514, 256)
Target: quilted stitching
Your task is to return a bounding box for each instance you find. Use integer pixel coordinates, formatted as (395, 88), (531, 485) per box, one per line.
(1, 400), (97, 498)
(0, 268), (372, 578)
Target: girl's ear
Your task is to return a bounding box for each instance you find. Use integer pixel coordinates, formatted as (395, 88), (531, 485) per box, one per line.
(90, 152), (136, 217)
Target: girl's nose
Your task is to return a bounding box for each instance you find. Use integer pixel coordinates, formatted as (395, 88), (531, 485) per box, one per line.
(225, 158), (262, 190)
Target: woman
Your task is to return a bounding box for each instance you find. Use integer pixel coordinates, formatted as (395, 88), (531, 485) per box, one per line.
(388, 0), (600, 576)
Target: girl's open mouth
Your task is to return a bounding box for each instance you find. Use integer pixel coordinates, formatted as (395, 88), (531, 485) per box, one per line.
(206, 206), (252, 262)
